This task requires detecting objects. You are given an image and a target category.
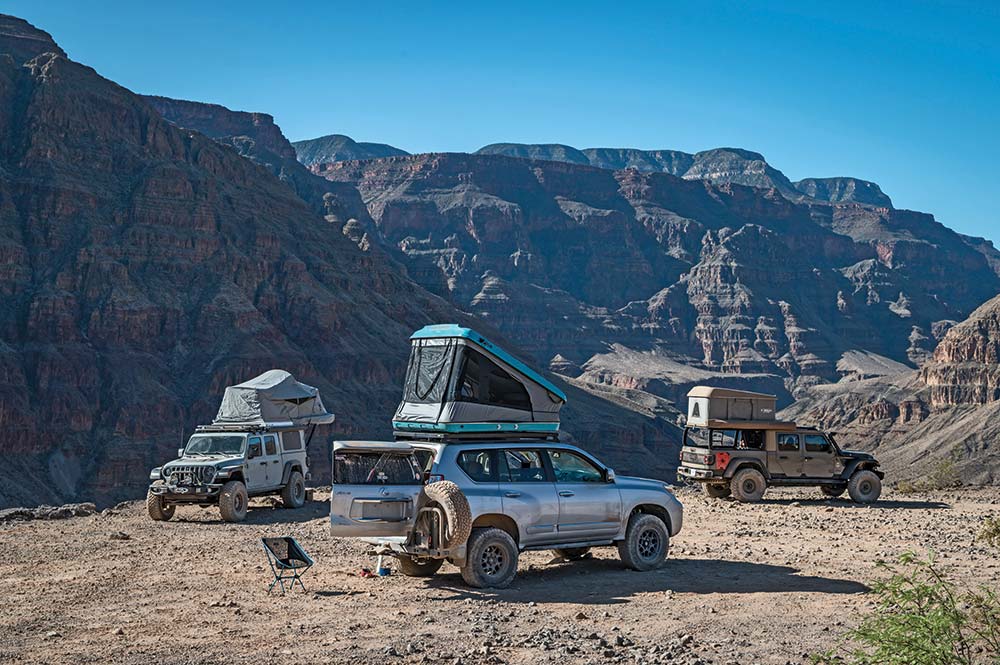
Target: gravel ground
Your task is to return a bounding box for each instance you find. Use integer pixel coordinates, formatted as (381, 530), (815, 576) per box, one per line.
(1, 486), (997, 665)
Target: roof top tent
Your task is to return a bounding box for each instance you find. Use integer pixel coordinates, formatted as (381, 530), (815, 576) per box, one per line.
(211, 369), (336, 429)
(685, 386), (794, 430)
(393, 324), (567, 440)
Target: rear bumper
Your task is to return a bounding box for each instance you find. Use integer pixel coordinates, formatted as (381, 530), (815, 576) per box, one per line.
(677, 466), (716, 481)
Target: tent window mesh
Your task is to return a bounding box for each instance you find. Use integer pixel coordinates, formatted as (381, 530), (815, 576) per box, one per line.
(455, 349), (531, 411)
(402, 341), (453, 404)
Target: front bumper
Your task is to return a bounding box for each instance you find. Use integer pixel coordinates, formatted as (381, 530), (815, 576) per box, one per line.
(676, 465), (717, 481)
(149, 483), (223, 502)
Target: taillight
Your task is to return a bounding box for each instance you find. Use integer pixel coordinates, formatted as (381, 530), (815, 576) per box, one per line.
(425, 473), (445, 484)
(701, 453), (715, 466)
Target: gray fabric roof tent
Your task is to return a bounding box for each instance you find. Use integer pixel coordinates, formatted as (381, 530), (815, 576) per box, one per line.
(393, 325), (567, 438)
(213, 370), (335, 427)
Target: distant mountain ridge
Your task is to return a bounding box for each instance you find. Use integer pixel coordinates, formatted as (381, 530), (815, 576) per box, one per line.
(475, 143), (892, 207)
(293, 134), (408, 166)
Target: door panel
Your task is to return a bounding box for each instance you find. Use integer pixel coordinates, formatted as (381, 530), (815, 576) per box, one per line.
(329, 443), (424, 538)
(498, 449), (559, 545)
(262, 434), (281, 487)
(547, 449), (621, 539)
(802, 434), (838, 477)
(245, 436), (269, 489)
(771, 433), (803, 477)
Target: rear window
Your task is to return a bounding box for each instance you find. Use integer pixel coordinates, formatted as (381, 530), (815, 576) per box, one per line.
(334, 452), (422, 485)
(683, 427), (710, 448)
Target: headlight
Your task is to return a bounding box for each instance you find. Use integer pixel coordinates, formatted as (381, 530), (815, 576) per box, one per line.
(201, 466), (216, 484)
(162, 466), (172, 477)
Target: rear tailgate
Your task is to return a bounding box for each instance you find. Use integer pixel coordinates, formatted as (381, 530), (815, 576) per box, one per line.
(330, 441), (424, 539)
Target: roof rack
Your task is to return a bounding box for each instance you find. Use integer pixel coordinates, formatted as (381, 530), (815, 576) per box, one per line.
(195, 422), (303, 433)
(393, 430), (560, 443)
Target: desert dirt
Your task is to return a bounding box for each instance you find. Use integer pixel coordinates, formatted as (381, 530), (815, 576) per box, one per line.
(1, 486), (998, 665)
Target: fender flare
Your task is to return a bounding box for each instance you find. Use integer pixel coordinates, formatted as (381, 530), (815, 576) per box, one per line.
(724, 460), (769, 481)
(280, 461), (303, 485)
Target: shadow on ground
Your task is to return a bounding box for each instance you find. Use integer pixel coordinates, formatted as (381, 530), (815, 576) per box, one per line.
(758, 497), (950, 510)
(426, 556), (869, 604)
(171, 499), (329, 525)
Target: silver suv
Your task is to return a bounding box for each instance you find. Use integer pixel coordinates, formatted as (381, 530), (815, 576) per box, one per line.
(147, 426), (309, 522)
(330, 440), (683, 588)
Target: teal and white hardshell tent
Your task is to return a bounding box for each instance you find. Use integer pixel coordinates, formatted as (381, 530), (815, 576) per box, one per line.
(393, 325), (567, 436)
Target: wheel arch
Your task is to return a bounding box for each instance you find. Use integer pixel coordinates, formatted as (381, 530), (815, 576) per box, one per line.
(280, 461), (304, 485)
(628, 503), (672, 534)
(724, 460), (769, 480)
(471, 513), (520, 544)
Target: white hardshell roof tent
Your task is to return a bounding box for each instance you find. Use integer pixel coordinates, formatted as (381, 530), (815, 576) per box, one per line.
(213, 369), (336, 426)
(393, 324), (567, 437)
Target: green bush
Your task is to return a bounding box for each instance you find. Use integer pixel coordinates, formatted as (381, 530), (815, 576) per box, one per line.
(896, 459), (961, 493)
(979, 516), (1000, 550)
(814, 553), (1000, 664)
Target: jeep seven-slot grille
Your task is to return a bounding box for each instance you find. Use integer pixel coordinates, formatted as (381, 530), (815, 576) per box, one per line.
(166, 465), (208, 486)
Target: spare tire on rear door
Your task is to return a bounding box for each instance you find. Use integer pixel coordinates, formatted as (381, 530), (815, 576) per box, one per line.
(421, 480), (472, 550)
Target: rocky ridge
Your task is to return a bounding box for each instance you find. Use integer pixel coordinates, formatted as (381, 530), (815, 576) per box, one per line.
(292, 133), (408, 167)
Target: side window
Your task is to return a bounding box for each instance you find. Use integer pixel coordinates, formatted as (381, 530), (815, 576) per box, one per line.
(710, 429), (737, 448)
(804, 434), (831, 453)
(280, 431), (302, 451)
(457, 450), (498, 483)
(248, 436), (262, 457)
(264, 435), (277, 456)
(548, 450), (603, 483)
(500, 449), (547, 482)
(739, 430), (765, 449)
(777, 433), (800, 452)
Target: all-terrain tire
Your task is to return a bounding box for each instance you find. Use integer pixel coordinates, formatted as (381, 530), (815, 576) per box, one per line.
(822, 484), (847, 498)
(422, 480), (472, 550)
(704, 483), (732, 499)
(730, 468), (767, 503)
(553, 547), (591, 561)
(280, 470), (306, 509)
(847, 470), (882, 504)
(146, 485), (175, 521)
(219, 480), (248, 522)
(461, 527), (519, 588)
(397, 555), (445, 577)
(617, 513), (670, 571)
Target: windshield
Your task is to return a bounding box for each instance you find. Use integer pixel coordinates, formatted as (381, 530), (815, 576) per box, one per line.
(184, 435), (245, 456)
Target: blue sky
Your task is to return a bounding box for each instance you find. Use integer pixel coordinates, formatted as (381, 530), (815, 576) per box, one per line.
(7, 1), (999, 242)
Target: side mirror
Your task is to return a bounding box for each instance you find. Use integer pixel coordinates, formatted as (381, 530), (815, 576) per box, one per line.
(248, 442), (262, 459)
(177, 448), (185, 458)
(605, 468), (616, 483)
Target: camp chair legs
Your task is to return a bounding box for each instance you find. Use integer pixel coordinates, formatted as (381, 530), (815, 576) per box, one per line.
(261, 537), (314, 595)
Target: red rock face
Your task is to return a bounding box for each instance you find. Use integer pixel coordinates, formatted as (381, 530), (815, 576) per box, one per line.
(317, 154), (999, 387)
(921, 294), (1000, 406)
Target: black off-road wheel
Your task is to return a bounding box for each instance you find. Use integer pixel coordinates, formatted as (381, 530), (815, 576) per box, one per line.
(146, 485), (175, 521)
(704, 483), (732, 499)
(822, 484), (847, 498)
(730, 468), (767, 503)
(460, 527), (519, 588)
(848, 470), (882, 504)
(553, 547), (591, 561)
(397, 555), (445, 577)
(280, 470), (306, 509)
(219, 480), (248, 522)
(617, 513), (670, 571)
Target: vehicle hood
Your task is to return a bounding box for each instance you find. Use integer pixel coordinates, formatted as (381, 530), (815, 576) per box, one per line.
(840, 450), (876, 461)
(615, 475), (672, 492)
(164, 455), (242, 468)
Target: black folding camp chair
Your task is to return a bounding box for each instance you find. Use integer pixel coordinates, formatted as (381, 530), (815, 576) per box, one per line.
(261, 537), (314, 594)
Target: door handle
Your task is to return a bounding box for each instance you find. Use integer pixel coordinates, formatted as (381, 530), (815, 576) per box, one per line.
(778, 455), (788, 460)
(259, 462), (267, 466)
(804, 456), (813, 460)
(504, 492), (521, 498)
(558, 491), (575, 497)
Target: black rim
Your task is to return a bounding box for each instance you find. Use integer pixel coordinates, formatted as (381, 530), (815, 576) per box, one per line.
(481, 544), (506, 577)
(294, 480), (304, 500)
(637, 528), (661, 559)
(742, 479), (757, 494)
(860, 480), (872, 495)
(235, 492), (245, 513)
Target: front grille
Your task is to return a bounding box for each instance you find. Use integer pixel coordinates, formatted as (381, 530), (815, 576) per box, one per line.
(165, 465), (211, 486)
